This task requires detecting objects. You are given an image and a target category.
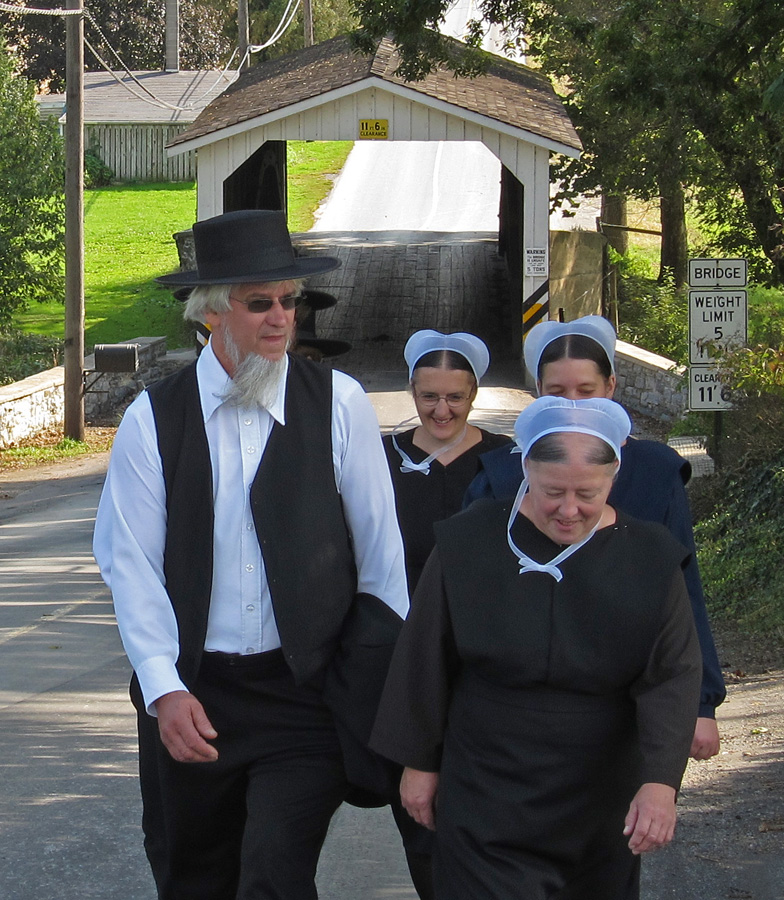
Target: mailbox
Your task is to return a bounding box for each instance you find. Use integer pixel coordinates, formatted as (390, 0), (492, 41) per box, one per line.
(93, 343), (140, 373)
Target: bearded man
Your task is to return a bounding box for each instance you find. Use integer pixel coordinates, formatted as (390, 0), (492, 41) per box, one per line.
(93, 210), (409, 899)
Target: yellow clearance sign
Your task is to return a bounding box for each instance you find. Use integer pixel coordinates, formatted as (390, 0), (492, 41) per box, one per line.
(359, 119), (388, 139)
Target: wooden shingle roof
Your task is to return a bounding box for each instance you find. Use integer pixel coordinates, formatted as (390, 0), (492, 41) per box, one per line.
(169, 34), (580, 152)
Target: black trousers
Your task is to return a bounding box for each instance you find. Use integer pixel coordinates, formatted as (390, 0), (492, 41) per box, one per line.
(136, 650), (348, 900)
(390, 794), (435, 900)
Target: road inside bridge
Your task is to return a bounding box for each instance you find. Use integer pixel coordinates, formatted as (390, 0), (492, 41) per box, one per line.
(311, 141), (502, 233)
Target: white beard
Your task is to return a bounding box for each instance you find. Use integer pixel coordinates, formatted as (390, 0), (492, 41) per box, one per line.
(220, 326), (288, 410)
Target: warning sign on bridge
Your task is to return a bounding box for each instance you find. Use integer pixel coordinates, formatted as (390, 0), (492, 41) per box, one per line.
(359, 119), (388, 140)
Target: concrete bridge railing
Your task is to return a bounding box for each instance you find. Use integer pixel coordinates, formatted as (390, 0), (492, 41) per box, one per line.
(0, 337), (171, 449)
(615, 339), (687, 424)
(0, 336), (688, 449)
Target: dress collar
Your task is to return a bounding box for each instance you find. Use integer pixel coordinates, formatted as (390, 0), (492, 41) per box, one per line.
(506, 475), (601, 582)
(390, 416), (467, 474)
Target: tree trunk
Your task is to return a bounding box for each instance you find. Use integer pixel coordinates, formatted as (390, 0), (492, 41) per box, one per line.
(601, 194), (628, 255)
(659, 177), (688, 289)
(689, 105), (784, 283)
(657, 122), (689, 289)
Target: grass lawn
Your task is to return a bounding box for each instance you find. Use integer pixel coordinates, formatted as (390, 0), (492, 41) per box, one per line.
(287, 141), (352, 232)
(14, 141), (353, 350)
(623, 199), (705, 272)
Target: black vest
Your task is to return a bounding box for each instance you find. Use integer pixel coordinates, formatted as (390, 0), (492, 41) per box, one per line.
(147, 354), (356, 687)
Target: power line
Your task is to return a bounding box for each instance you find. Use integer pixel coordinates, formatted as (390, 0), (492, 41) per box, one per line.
(250, 0), (301, 51)
(80, 0), (301, 114)
(0, 1), (81, 15)
(83, 12), (240, 113)
(82, 36), (238, 112)
(3, 0), (303, 114)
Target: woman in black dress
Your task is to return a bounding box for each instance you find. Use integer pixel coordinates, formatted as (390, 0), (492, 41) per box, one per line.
(384, 329), (512, 592)
(382, 330), (511, 898)
(464, 315), (725, 761)
(372, 396), (702, 900)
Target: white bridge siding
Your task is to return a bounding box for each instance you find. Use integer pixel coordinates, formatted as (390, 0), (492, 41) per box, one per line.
(87, 123), (195, 182)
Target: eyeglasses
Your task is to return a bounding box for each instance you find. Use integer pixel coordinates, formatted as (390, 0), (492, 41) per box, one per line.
(229, 293), (304, 314)
(414, 390), (472, 408)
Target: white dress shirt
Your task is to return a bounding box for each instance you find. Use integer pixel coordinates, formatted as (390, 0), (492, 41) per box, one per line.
(93, 343), (409, 713)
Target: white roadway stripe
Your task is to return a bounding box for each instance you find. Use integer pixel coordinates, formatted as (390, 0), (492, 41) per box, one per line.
(0, 598), (108, 646)
(0, 557), (100, 571)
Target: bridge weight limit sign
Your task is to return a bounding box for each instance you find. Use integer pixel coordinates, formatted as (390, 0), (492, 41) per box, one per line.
(688, 259), (747, 410)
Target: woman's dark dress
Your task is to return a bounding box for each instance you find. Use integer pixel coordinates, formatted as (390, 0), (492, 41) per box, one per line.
(371, 502), (702, 900)
(381, 427), (512, 891)
(383, 427), (512, 592)
(463, 436), (726, 719)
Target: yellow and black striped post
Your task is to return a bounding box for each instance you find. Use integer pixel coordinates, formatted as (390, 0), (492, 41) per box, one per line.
(522, 279), (550, 339)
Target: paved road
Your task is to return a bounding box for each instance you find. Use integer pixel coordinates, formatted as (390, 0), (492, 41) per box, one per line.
(0, 387), (527, 900)
(2, 380), (783, 898)
(310, 133), (603, 237)
(0, 458), (156, 900)
(440, 0), (522, 58)
(312, 141), (502, 233)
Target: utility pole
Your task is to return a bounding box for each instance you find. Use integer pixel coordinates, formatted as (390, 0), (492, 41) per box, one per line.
(238, 0), (249, 69)
(303, 0), (314, 47)
(165, 0), (180, 72)
(64, 0), (85, 441)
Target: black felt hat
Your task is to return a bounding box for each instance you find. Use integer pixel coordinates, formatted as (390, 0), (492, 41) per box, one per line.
(294, 331), (352, 359)
(156, 209), (341, 286)
(301, 289), (338, 310)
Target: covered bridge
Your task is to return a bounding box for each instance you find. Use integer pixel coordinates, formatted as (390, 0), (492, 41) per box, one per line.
(166, 34), (583, 350)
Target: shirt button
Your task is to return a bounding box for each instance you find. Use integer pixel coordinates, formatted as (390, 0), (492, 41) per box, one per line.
(247, 445), (256, 454)
(246, 522), (254, 531)
(245, 564), (254, 572)
(246, 647), (254, 654)
(246, 604), (255, 611)
(244, 418), (253, 426)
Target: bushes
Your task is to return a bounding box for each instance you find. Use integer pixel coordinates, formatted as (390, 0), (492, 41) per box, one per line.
(695, 447), (784, 633)
(0, 330), (63, 386)
(84, 148), (114, 188)
(690, 354), (784, 635)
(614, 251), (689, 364)
(0, 36), (65, 328)
(616, 249), (784, 636)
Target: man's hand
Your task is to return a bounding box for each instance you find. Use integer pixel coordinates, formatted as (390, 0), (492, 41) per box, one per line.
(154, 690), (219, 763)
(400, 767), (439, 831)
(690, 716), (720, 760)
(623, 783), (677, 855)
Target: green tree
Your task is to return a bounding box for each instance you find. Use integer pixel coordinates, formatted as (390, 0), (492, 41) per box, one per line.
(0, 34), (64, 330)
(0, 1), (231, 91)
(234, 0), (357, 62)
(351, 0), (784, 283)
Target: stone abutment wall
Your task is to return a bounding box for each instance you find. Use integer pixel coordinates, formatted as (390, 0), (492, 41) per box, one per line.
(0, 337), (180, 449)
(0, 336), (687, 448)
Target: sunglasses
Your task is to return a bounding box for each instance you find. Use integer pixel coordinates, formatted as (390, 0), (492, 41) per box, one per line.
(229, 293), (304, 314)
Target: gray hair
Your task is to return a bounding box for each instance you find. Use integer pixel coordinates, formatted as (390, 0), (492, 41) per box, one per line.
(182, 278), (306, 323)
(183, 284), (232, 322)
(527, 432), (618, 466)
